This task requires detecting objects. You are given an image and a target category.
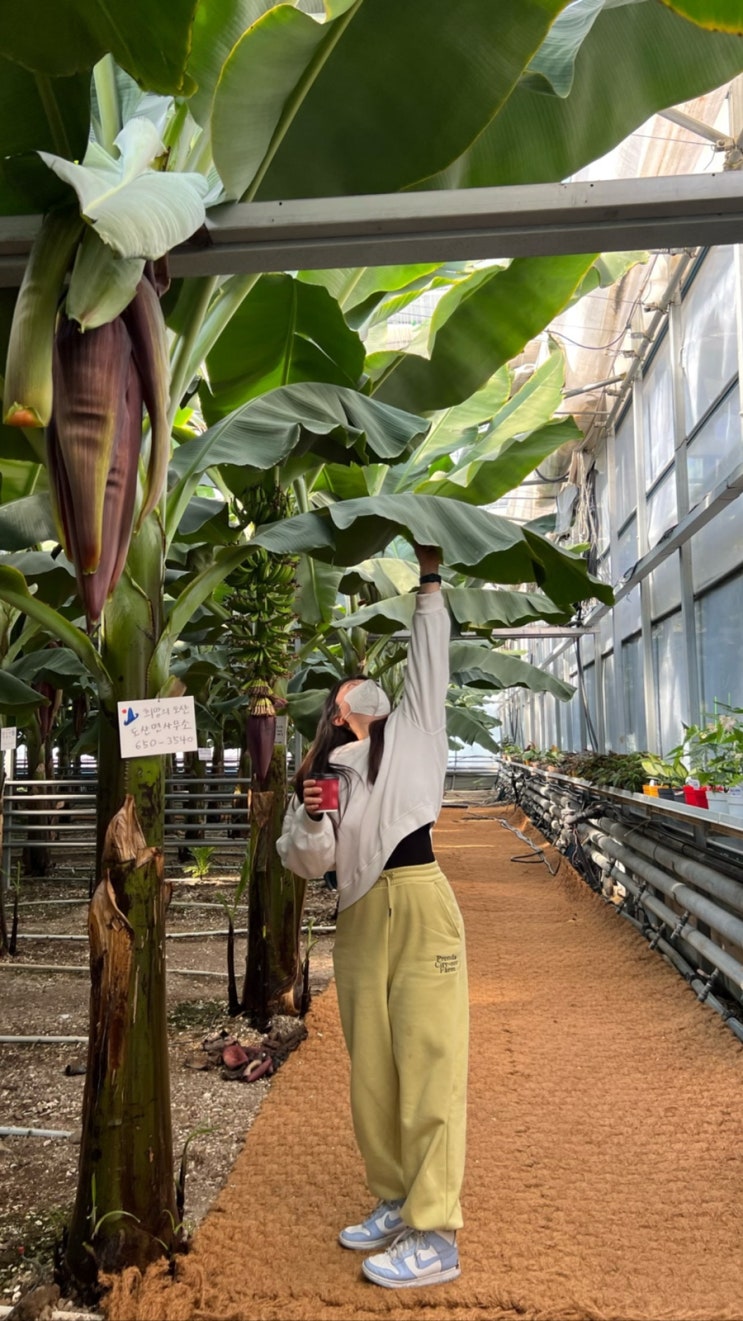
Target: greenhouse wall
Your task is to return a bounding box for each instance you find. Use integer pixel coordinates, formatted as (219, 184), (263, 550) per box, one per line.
(500, 244), (743, 757)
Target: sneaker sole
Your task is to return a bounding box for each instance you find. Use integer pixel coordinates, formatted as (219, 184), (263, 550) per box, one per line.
(338, 1228), (402, 1251)
(361, 1262), (461, 1289)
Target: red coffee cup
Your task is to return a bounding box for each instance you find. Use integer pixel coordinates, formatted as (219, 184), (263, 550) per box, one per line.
(314, 773), (340, 811)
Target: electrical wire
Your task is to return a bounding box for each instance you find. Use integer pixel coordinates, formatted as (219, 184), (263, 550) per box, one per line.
(550, 325), (637, 353)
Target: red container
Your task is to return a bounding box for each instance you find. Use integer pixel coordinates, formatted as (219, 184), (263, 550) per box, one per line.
(314, 774), (340, 811)
(683, 784), (709, 809)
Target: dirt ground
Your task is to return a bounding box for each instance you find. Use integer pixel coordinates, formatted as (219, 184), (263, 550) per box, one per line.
(0, 864), (338, 1312)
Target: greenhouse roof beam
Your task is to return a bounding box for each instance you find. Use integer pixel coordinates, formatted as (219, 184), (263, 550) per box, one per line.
(2, 174), (743, 285)
(659, 107), (735, 149)
(167, 174), (743, 275)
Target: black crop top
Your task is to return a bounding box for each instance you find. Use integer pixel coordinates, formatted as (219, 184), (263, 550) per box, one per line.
(384, 822), (435, 869)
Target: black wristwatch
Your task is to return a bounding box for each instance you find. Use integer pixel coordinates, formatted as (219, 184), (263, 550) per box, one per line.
(419, 573), (442, 584)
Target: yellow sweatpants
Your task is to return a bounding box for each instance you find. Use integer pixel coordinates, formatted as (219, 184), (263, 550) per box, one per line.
(333, 861), (468, 1231)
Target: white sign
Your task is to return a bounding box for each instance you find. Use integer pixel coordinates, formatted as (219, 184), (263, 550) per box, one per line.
(0, 727), (17, 750)
(275, 714), (288, 746)
(197, 746), (214, 761)
(117, 696), (197, 759)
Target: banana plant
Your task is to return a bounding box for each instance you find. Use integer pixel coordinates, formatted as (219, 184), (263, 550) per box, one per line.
(287, 547), (578, 741)
(217, 481), (304, 1027)
(0, 0), (740, 1288)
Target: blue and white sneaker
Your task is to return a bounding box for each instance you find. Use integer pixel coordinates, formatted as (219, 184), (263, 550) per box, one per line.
(362, 1229), (460, 1289)
(338, 1198), (405, 1251)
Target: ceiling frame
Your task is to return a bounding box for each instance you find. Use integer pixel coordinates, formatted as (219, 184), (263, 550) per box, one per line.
(1, 173), (743, 286)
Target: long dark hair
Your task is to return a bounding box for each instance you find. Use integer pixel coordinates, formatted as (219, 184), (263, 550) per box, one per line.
(294, 675), (389, 801)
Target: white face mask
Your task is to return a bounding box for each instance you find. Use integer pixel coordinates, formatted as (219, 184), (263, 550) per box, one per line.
(343, 679), (391, 719)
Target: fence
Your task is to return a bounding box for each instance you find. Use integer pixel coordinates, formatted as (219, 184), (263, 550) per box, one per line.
(0, 771), (251, 884)
(0, 751), (500, 885)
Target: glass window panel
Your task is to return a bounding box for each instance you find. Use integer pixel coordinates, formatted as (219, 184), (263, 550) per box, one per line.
(596, 548), (612, 587)
(621, 635), (647, 753)
(616, 584), (641, 641)
(599, 615), (613, 653)
(680, 246), (738, 432)
(646, 469), (677, 548)
(594, 446), (610, 554)
(582, 661), (598, 749)
(643, 336), (675, 486)
(687, 383), (741, 508)
(692, 495), (743, 593)
(520, 701), (531, 750)
(566, 676), (580, 751)
(602, 650), (618, 750)
(695, 573), (743, 712)
(614, 410), (636, 529)
(532, 696), (542, 749)
(533, 696), (544, 750)
(544, 697), (557, 749)
(648, 554), (681, 618)
(651, 612), (687, 755)
(616, 516), (638, 579)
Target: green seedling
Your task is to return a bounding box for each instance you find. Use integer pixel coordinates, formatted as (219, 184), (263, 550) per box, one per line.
(182, 846), (214, 880)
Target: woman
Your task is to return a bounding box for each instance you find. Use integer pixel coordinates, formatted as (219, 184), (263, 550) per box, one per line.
(276, 544), (468, 1291)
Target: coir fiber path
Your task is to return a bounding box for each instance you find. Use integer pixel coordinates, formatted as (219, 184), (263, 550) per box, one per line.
(107, 806), (743, 1321)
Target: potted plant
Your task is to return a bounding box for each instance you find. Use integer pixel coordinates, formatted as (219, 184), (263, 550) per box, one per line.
(681, 705), (743, 817)
(640, 750), (689, 800)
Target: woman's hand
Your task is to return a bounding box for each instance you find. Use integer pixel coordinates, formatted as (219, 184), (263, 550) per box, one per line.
(302, 778), (325, 819)
(413, 541), (441, 577)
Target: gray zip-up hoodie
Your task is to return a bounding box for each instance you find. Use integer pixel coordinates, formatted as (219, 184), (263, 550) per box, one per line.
(276, 590), (450, 911)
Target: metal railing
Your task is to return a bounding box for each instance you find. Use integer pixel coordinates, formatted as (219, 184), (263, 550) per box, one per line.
(1, 773), (251, 883)
(0, 751), (500, 885)
(494, 758), (743, 1040)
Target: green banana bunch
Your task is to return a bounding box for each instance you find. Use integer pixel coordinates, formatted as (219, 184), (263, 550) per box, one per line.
(224, 540), (298, 692)
(3, 215), (171, 626)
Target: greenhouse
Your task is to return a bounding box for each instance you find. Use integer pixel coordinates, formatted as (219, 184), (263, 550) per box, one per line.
(2, 3), (743, 1319)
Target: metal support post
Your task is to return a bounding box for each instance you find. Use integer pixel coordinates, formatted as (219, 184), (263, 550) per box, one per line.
(668, 290), (700, 729)
(633, 363), (660, 753)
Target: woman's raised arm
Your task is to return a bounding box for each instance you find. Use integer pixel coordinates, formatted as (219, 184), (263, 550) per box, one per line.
(397, 542), (450, 733)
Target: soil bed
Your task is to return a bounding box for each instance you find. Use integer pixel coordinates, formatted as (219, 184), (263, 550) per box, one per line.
(0, 868), (337, 1311)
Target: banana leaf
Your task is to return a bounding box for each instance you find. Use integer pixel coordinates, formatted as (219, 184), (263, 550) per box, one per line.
(202, 274), (365, 422)
(374, 255), (597, 414)
(253, 493), (613, 607)
(295, 557), (344, 627)
(425, 1), (743, 188)
(659, 0), (743, 34)
(445, 701), (501, 754)
(212, 0), (570, 201)
(166, 382), (428, 544)
(449, 639), (575, 699)
(0, 669), (47, 719)
(0, 1), (198, 95)
(338, 587), (571, 633)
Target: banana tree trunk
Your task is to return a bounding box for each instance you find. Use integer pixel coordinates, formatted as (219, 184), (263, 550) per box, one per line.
(241, 736), (305, 1028)
(65, 519), (176, 1289)
(0, 756), (7, 956)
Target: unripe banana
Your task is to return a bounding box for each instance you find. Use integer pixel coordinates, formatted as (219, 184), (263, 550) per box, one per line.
(3, 209), (82, 428)
(121, 268), (170, 527)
